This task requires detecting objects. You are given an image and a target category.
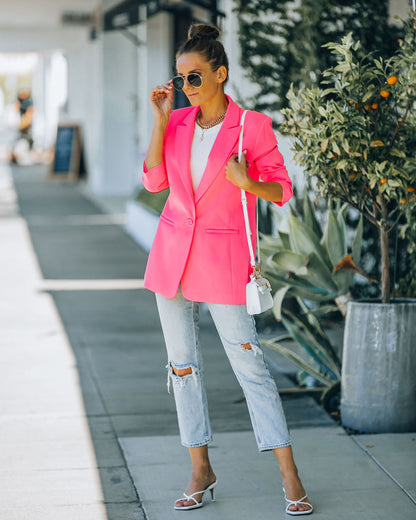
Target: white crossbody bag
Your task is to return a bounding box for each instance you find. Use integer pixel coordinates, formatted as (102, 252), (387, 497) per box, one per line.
(238, 110), (274, 315)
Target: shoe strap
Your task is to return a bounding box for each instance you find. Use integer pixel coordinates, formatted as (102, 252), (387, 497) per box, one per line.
(285, 494), (308, 506)
(177, 490), (203, 506)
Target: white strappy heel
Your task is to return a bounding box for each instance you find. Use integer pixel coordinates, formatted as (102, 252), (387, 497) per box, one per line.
(283, 487), (313, 516)
(174, 480), (217, 510)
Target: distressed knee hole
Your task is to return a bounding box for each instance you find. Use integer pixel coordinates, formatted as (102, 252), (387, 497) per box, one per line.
(172, 365), (193, 377)
(240, 342), (261, 356)
(166, 362), (197, 393)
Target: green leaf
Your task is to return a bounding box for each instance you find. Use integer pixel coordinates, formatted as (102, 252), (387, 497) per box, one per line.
(293, 301), (342, 370)
(301, 252), (339, 294)
(335, 159), (349, 170)
(342, 140), (350, 154)
(390, 148), (406, 158)
(320, 88), (338, 97)
(388, 179), (401, 187)
(270, 250), (308, 275)
(281, 309), (341, 378)
(260, 339), (334, 386)
(265, 272), (333, 302)
(334, 62), (351, 73)
(278, 231), (291, 249)
(333, 269), (354, 294)
(273, 286), (291, 321)
(323, 207), (345, 266)
(352, 214), (363, 264)
(288, 213), (330, 267)
(337, 204), (349, 253)
(307, 305), (342, 315)
(303, 194), (322, 238)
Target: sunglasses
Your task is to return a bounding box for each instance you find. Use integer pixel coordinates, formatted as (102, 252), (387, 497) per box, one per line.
(172, 73), (203, 91)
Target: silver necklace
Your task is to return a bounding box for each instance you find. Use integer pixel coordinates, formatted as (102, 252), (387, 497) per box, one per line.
(196, 109), (227, 141)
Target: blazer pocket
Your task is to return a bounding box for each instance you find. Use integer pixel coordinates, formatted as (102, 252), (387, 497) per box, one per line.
(205, 228), (240, 235)
(160, 214), (175, 226)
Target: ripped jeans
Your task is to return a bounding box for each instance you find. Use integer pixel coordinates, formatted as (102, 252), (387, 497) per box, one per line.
(155, 286), (292, 451)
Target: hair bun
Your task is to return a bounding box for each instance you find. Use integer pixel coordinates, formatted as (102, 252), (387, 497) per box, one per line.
(188, 24), (220, 41)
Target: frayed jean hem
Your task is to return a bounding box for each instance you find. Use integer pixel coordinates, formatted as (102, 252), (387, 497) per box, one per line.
(181, 437), (212, 449)
(258, 439), (292, 452)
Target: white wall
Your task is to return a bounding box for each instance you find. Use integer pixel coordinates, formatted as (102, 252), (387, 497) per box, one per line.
(64, 40), (103, 189)
(0, 27), (91, 54)
(91, 29), (138, 196)
(136, 11), (174, 171)
(219, 0), (258, 104)
(389, 0), (413, 23)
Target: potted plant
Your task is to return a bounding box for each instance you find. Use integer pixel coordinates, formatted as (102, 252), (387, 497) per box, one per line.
(279, 16), (416, 432)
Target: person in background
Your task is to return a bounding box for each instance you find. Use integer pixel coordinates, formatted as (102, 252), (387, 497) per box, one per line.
(11, 87), (34, 163)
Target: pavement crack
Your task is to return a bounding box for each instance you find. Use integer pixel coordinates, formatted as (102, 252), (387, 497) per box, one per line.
(351, 435), (416, 506)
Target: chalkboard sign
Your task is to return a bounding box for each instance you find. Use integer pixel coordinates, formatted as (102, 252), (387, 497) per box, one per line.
(48, 124), (86, 181)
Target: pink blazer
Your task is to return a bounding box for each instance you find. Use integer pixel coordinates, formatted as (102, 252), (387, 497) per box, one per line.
(142, 95), (292, 304)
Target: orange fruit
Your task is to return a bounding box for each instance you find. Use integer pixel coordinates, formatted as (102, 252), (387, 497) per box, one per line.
(407, 187), (415, 193)
(371, 103), (379, 109)
(387, 76), (398, 85)
(380, 89), (390, 98)
(349, 173), (357, 180)
(381, 178), (388, 184)
(400, 197), (407, 204)
(365, 105), (370, 111)
(349, 100), (354, 105)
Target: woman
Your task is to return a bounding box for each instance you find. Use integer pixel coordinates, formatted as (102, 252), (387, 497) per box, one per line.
(143, 23), (313, 516)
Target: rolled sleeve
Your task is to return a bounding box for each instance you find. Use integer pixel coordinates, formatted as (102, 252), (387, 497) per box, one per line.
(142, 160), (169, 192)
(253, 117), (293, 207)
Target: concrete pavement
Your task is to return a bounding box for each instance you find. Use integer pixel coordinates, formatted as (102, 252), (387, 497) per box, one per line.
(0, 162), (415, 519)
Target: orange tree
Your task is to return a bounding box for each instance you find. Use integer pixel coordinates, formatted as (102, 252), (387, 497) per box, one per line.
(280, 17), (416, 303)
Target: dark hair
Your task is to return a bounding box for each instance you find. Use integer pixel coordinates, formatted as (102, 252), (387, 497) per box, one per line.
(176, 24), (229, 84)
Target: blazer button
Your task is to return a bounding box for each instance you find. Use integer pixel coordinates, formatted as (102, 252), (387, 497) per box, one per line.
(187, 218), (193, 225)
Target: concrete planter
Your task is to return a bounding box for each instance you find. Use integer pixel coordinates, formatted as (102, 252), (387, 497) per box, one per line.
(341, 299), (416, 433)
(125, 200), (159, 252)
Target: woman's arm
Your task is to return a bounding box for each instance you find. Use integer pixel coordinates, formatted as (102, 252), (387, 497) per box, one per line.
(144, 81), (173, 171)
(225, 151), (283, 202)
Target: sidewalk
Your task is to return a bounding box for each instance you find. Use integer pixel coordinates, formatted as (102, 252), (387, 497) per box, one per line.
(0, 163), (415, 520)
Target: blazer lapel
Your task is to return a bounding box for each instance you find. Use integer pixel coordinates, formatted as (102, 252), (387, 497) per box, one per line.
(194, 97), (243, 203)
(175, 106), (199, 199)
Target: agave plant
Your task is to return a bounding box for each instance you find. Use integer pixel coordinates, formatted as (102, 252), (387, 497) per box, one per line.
(259, 194), (366, 391)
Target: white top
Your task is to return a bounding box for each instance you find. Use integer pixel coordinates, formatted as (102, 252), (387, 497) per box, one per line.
(190, 122), (224, 192)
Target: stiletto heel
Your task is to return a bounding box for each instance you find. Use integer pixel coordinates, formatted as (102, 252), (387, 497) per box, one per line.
(174, 480), (217, 510)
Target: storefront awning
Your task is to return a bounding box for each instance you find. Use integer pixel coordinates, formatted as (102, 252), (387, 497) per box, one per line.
(103, 0), (224, 32)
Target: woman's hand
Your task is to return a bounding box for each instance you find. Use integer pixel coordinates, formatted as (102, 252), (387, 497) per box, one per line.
(150, 81), (173, 123)
(145, 81), (174, 171)
(226, 151), (283, 202)
(225, 151), (251, 190)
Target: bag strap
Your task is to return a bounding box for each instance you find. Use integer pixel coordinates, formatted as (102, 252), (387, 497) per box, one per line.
(239, 110), (261, 273)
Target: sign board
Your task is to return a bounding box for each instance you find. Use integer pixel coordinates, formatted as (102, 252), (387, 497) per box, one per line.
(48, 124), (86, 181)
